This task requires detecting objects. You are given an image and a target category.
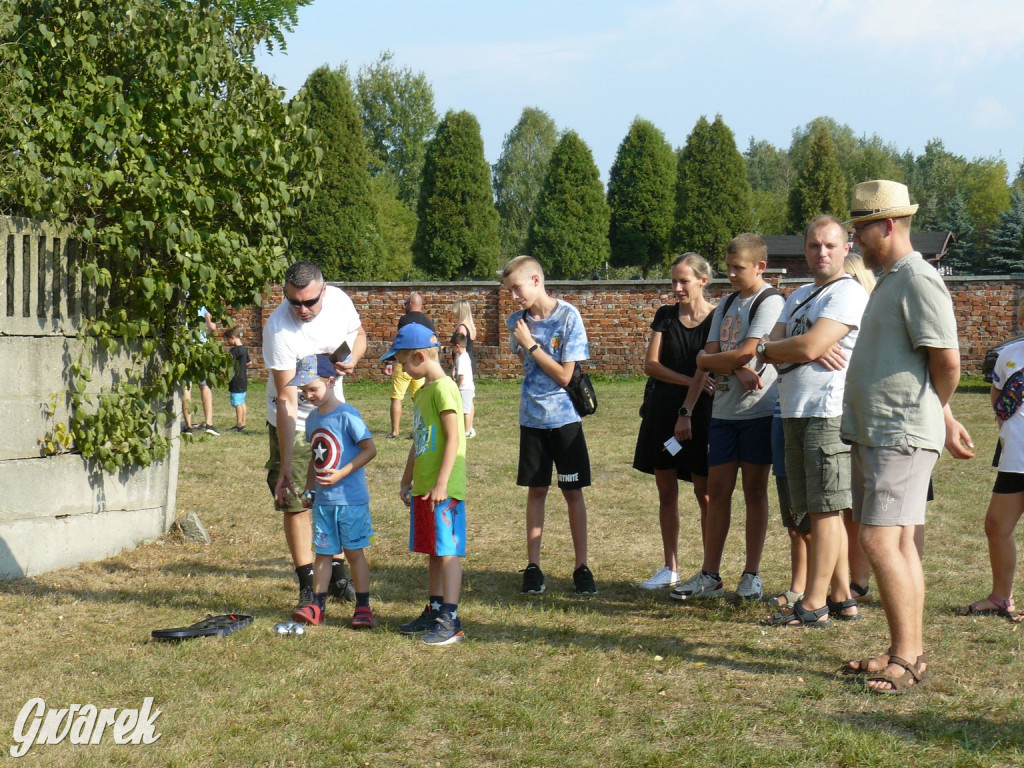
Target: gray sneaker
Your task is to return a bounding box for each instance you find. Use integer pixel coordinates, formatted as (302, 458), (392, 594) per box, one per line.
(669, 570), (724, 601)
(736, 572), (764, 601)
(421, 615), (465, 646)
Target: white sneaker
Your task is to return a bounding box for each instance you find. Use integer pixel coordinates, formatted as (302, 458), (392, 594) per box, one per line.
(638, 566), (679, 590)
(669, 570), (724, 601)
(466, 428), (477, 439)
(736, 572), (764, 601)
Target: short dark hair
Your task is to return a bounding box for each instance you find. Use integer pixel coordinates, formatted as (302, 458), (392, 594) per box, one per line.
(284, 261), (323, 289)
(451, 331), (468, 346)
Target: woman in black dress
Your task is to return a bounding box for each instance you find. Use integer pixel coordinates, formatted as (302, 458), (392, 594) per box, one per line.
(633, 253), (716, 590)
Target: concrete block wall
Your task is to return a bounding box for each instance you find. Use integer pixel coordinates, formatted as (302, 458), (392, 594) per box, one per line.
(0, 216), (180, 579)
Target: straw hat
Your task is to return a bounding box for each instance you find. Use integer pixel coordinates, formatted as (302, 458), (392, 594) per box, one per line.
(847, 180), (919, 226)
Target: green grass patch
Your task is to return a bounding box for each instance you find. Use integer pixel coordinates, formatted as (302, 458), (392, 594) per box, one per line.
(1, 379), (1022, 766)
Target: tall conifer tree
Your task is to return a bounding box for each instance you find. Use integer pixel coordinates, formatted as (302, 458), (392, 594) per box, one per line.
(288, 65), (387, 281)
(526, 131), (610, 279)
(787, 122), (847, 233)
(672, 115), (751, 266)
(607, 118), (676, 276)
(413, 110), (500, 279)
(986, 190), (1024, 274)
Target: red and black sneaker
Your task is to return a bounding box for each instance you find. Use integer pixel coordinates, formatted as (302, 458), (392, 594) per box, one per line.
(291, 604), (324, 626)
(350, 606), (376, 629)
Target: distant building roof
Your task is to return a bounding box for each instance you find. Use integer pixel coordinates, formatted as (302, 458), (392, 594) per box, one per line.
(764, 231), (954, 276)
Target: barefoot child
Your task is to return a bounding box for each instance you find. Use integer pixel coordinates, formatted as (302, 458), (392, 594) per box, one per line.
(384, 323), (468, 645)
(289, 354), (378, 629)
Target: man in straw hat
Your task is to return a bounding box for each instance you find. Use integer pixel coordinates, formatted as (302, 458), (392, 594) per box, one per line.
(839, 180), (973, 692)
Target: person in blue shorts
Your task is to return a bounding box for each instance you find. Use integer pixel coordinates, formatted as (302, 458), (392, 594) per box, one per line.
(289, 354), (378, 630)
(671, 233), (784, 603)
(385, 323), (468, 646)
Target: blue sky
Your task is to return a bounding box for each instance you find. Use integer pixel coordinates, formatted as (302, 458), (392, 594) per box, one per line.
(254, 0), (1024, 184)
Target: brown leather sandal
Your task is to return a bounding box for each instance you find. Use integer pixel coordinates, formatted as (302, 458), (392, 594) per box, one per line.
(865, 654), (930, 694)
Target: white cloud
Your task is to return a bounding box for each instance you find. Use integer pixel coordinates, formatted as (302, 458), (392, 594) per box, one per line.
(967, 96), (1015, 131)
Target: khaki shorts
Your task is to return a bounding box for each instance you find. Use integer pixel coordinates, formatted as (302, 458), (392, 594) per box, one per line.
(783, 416), (851, 517)
(390, 362), (424, 401)
(266, 423), (311, 513)
(851, 440), (938, 527)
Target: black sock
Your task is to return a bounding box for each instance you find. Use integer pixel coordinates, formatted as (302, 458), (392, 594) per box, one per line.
(356, 592), (370, 608)
(703, 570), (721, 582)
(313, 592), (327, 610)
(331, 560), (347, 582)
(296, 565), (314, 590)
(429, 595), (443, 614)
(442, 602), (458, 621)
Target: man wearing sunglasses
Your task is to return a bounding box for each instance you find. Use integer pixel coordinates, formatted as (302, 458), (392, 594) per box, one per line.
(263, 260), (368, 615)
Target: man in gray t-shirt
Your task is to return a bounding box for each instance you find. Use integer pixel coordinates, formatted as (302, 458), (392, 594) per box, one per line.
(839, 180), (962, 692)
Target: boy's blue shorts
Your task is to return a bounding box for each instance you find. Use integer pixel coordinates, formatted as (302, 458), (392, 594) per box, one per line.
(230, 391), (247, 407)
(410, 496), (466, 557)
(313, 502), (374, 555)
(708, 416), (773, 467)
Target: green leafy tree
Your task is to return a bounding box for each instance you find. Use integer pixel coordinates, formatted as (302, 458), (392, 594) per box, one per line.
(789, 117), (906, 199)
(367, 173), (416, 279)
(936, 189), (977, 274)
(526, 131), (610, 279)
(985, 190), (1024, 274)
(1, 0), (318, 471)
(787, 122), (848, 232)
(212, 0), (313, 53)
(413, 110), (500, 279)
(357, 51), (438, 209)
(672, 115), (751, 265)
(288, 65), (387, 281)
(963, 156), (1011, 235)
(745, 138), (792, 235)
(493, 107), (558, 259)
(607, 118), (676, 276)
(908, 139), (966, 230)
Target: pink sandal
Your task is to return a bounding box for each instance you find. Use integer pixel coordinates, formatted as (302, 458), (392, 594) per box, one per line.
(960, 594), (1015, 618)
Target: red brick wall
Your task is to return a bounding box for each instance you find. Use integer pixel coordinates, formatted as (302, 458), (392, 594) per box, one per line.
(226, 277), (1022, 381)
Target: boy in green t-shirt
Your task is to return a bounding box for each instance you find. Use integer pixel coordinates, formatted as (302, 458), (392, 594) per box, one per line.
(381, 323), (468, 645)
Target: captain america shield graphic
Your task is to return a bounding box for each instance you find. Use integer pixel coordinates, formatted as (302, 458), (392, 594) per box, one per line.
(310, 428), (342, 472)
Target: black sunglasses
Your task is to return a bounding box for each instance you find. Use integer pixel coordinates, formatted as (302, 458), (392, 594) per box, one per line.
(286, 284), (324, 309)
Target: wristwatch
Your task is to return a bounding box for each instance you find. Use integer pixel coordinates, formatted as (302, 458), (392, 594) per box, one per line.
(677, 406), (691, 418)
(756, 341), (768, 359)
(527, 343), (540, 356)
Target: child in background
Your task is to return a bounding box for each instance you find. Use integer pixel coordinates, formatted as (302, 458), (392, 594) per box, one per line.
(225, 327), (250, 432)
(382, 323), (468, 646)
(289, 354), (378, 629)
(451, 331), (476, 438)
(961, 297), (1024, 621)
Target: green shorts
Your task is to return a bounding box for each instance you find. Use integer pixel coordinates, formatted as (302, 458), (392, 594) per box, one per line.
(782, 416), (851, 517)
(266, 423), (311, 513)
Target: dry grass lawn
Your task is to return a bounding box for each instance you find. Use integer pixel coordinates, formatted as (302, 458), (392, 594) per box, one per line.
(1, 378), (1022, 767)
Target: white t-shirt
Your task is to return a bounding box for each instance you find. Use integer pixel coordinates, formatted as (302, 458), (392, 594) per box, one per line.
(263, 285), (362, 431)
(454, 350), (475, 394)
(777, 277), (869, 418)
(992, 339), (1024, 474)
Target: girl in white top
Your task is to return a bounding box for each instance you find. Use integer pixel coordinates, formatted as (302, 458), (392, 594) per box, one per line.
(963, 297), (1024, 620)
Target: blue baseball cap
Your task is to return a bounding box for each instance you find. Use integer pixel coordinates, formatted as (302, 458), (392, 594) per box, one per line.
(380, 322), (440, 361)
(287, 354), (335, 387)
